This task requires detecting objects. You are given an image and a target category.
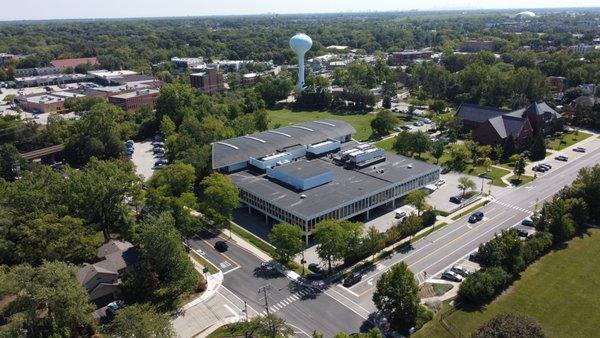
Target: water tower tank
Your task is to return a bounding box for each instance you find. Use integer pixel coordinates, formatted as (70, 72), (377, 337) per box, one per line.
(289, 33), (313, 92)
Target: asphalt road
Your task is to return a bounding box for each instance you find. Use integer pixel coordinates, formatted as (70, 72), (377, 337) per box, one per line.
(189, 233), (374, 337)
(188, 136), (600, 335)
(334, 136), (600, 312)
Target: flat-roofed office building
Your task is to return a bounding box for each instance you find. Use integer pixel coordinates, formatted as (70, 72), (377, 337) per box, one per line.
(212, 120), (440, 242)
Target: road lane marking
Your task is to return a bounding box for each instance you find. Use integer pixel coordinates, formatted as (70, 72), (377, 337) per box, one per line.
(324, 287), (371, 320)
(219, 286), (259, 315)
(223, 304), (238, 317)
(222, 266), (240, 275)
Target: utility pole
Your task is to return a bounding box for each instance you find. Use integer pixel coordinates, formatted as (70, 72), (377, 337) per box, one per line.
(258, 284), (276, 338)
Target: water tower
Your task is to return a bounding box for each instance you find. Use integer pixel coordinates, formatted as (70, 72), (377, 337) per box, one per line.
(289, 33), (313, 92)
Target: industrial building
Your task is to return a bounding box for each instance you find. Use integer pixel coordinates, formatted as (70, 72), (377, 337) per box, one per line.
(212, 120), (440, 242)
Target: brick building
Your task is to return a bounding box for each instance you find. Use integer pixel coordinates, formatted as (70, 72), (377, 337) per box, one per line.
(190, 68), (225, 95)
(108, 89), (159, 111)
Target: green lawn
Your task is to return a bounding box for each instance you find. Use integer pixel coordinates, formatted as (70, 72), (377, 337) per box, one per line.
(415, 229), (600, 338)
(374, 137), (395, 151)
(267, 109), (376, 141)
(547, 131), (592, 151)
(508, 175), (534, 187)
(463, 165), (510, 188)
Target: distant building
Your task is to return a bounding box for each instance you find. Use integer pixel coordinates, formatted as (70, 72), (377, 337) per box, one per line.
(15, 67), (61, 77)
(547, 76), (567, 92)
(569, 44), (595, 53)
(16, 94), (68, 113)
(108, 89), (160, 111)
(326, 45), (350, 51)
(242, 73), (259, 86)
(0, 53), (18, 66)
(190, 68), (225, 95)
(460, 40), (496, 52)
(388, 50), (433, 66)
(78, 240), (138, 306)
(51, 57), (99, 69)
(171, 57), (205, 69)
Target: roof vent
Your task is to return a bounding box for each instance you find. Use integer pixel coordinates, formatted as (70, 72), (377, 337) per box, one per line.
(300, 194), (307, 199)
(407, 164), (413, 169)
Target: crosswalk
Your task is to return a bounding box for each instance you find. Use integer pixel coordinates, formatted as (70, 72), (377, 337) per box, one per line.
(259, 286), (318, 315)
(493, 200), (531, 214)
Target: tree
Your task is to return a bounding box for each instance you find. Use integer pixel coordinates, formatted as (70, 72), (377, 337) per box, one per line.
(237, 313), (294, 338)
(0, 261), (96, 337)
(269, 223), (304, 263)
(0, 144), (27, 181)
(108, 303), (175, 338)
(64, 102), (126, 166)
(530, 132), (546, 161)
(512, 154), (526, 179)
(255, 75), (294, 107)
(139, 213), (198, 306)
(410, 131), (431, 158)
(406, 189), (429, 216)
(363, 225), (385, 261)
(67, 158), (142, 240)
(502, 134), (517, 161)
(457, 267), (510, 304)
(201, 173), (239, 230)
(373, 262), (421, 333)
(254, 109), (270, 131)
(313, 220), (363, 271)
(160, 115), (177, 138)
(473, 313), (546, 338)
(431, 141), (445, 164)
(370, 110), (396, 136)
(447, 144), (471, 171)
(458, 176), (476, 197)
(482, 157), (493, 173)
(393, 131), (413, 156)
(155, 83), (196, 126)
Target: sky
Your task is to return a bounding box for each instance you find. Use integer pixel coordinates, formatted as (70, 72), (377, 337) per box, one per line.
(1, 0), (599, 21)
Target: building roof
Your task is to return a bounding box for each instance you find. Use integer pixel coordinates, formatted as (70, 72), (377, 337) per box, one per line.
(271, 159), (331, 180)
(79, 240), (137, 286)
(212, 120), (356, 170)
(486, 115), (528, 139)
(97, 239), (134, 258)
(522, 102), (560, 120)
(231, 146), (438, 219)
(109, 89), (159, 100)
(51, 57), (99, 69)
(456, 103), (506, 123)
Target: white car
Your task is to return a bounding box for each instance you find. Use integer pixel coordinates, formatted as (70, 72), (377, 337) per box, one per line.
(435, 179), (446, 187)
(451, 265), (469, 277)
(442, 270), (463, 282)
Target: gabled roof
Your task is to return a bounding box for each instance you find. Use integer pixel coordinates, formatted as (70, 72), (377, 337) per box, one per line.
(211, 120), (356, 170)
(522, 102), (560, 120)
(456, 103), (506, 123)
(97, 239), (133, 259)
(485, 115), (528, 140)
(78, 263), (117, 286)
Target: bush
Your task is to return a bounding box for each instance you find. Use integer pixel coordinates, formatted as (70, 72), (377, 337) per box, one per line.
(458, 267), (510, 305)
(521, 232), (553, 265)
(414, 305), (434, 331)
(421, 210), (437, 227)
(473, 313), (547, 338)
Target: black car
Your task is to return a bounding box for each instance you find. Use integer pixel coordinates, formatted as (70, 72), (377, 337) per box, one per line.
(441, 167), (451, 175)
(468, 211), (484, 223)
(343, 273), (362, 287)
(449, 196), (463, 204)
(214, 240), (229, 252)
(308, 263), (325, 275)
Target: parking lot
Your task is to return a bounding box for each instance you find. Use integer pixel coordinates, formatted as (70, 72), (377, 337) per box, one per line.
(426, 171), (496, 214)
(130, 140), (162, 181)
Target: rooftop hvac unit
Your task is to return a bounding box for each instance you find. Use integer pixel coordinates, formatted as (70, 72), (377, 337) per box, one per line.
(300, 194), (307, 199)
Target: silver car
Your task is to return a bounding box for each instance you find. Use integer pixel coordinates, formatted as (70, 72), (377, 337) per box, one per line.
(442, 270), (463, 282)
(451, 265), (469, 277)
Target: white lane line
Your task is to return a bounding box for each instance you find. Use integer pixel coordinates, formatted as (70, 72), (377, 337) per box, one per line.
(325, 286), (372, 316)
(219, 286), (259, 315)
(222, 266), (240, 275)
(223, 304), (238, 317)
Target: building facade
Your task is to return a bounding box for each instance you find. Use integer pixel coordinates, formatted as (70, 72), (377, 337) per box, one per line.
(108, 89), (160, 111)
(190, 68), (225, 95)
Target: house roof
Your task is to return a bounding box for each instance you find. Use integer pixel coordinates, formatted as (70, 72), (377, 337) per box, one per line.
(456, 103), (506, 123)
(51, 57), (99, 69)
(78, 263), (117, 286)
(97, 239), (133, 259)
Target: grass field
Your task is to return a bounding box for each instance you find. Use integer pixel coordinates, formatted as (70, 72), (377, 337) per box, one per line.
(415, 229), (600, 338)
(267, 109), (376, 141)
(508, 175), (534, 186)
(374, 137), (395, 151)
(547, 131), (592, 150)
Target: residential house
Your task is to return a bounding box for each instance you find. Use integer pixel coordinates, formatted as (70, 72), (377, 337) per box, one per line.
(78, 240), (138, 306)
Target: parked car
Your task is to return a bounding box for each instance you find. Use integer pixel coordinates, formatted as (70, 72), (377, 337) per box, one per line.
(555, 155), (568, 161)
(343, 273), (362, 287)
(573, 147), (586, 153)
(153, 135), (162, 142)
(468, 211), (484, 223)
(532, 165), (547, 173)
(449, 196), (463, 204)
(516, 228), (530, 238)
(214, 240), (229, 252)
(435, 179), (446, 187)
(153, 148), (165, 155)
(469, 250), (479, 262)
(395, 210), (407, 219)
(442, 270), (463, 282)
(394, 127), (402, 132)
(451, 265), (469, 277)
(521, 217), (534, 226)
(541, 163), (552, 169)
(400, 125), (411, 130)
(154, 159), (168, 167)
(421, 118), (432, 124)
(106, 301), (124, 318)
(308, 263), (325, 275)
(440, 167), (451, 175)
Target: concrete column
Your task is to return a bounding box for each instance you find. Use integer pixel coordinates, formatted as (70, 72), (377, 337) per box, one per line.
(366, 209), (370, 221)
(248, 205), (251, 214)
(265, 214), (269, 225)
(392, 198), (396, 209)
(305, 232), (309, 246)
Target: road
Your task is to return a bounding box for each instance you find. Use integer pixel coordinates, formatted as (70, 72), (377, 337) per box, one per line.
(333, 136), (600, 312)
(189, 233), (374, 337)
(185, 136), (600, 336)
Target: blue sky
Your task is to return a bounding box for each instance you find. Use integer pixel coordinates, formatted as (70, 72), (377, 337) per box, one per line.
(2, 0), (599, 21)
